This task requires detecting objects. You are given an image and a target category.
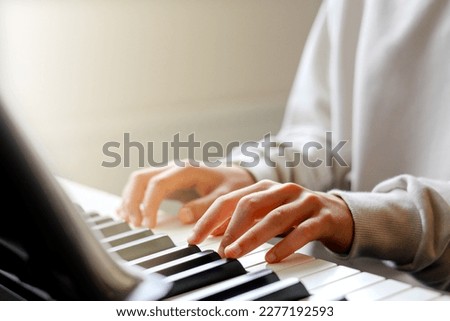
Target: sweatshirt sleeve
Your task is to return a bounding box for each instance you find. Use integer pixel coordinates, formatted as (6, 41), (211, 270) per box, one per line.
(231, 2), (351, 192)
(332, 175), (450, 291)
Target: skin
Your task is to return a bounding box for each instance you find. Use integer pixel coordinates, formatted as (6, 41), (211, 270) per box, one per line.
(117, 163), (354, 263)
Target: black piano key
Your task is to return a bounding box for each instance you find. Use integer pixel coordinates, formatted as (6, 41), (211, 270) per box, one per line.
(108, 234), (175, 261)
(174, 268), (280, 301)
(257, 280), (309, 301)
(101, 229), (154, 247)
(227, 277), (310, 301)
(83, 211), (100, 219)
(163, 259), (246, 298)
(86, 216), (114, 225)
(145, 250), (221, 276)
(128, 244), (201, 269)
(200, 269), (280, 301)
(92, 221), (131, 237)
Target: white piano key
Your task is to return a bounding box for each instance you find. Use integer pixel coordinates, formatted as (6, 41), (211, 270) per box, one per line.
(152, 220), (194, 244)
(274, 259), (336, 280)
(432, 294), (450, 301)
(300, 265), (360, 290)
(198, 238), (221, 252)
(345, 279), (412, 301)
(384, 287), (442, 301)
(239, 250), (268, 269)
(246, 252), (316, 274)
(306, 272), (385, 301)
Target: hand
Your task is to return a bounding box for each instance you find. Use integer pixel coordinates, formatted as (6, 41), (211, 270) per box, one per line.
(188, 179), (354, 263)
(116, 162), (256, 228)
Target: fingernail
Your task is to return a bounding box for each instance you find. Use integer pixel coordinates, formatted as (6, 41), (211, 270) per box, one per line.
(179, 208), (194, 223)
(187, 231), (197, 244)
(266, 252), (277, 263)
(225, 243), (242, 258)
(141, 217), (150, 227)
(217, 245), (225, 257)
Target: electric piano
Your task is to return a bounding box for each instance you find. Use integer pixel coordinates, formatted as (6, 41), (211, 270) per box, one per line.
(63, 180), (450, 301)
(0, 104), (449, 301)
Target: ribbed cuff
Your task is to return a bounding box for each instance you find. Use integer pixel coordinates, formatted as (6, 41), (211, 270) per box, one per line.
(328, 189), (422, 266)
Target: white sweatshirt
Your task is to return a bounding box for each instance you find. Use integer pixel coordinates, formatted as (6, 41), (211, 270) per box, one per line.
(238, 0), (450, 290)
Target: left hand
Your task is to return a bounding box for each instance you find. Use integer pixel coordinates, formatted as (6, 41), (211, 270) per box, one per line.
(187, 179), (354, 263)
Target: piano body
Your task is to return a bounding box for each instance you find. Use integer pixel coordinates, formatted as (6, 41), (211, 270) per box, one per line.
(0, 104), (449, 301)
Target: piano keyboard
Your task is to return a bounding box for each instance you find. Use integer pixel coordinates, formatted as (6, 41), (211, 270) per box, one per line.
(82, 210), (450, 301)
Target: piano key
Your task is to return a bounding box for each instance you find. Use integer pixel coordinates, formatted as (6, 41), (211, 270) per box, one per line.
(239, 250), (269, 269)
(86, 216), (114, 225)
(270, 258), (336, 279)
(83, 211), (100, 219)
(144, 250), (221, 276)
(154, 222), (198, 245)
(300, 265), (360, 290)
(163, 259), (247, 298)
(127, 244), (201, 269)
(197, 238), (222, 252)
(226, 277), (309, 301)
(92, 221), (131, 237)
(247, 252), (315, 274)
(345, 279), (412, 301)
(171, 269), (280, 301)
(383, 287), (442, 301)
(101, 228), (154, 247)
(235, 244), (272, 268)
(432, 294), (450, 301)
(305, 272), (385, 301)
(108, 234), (175, 261)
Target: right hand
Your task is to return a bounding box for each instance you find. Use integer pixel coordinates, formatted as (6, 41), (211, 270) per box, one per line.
(116, 162), (256, 229)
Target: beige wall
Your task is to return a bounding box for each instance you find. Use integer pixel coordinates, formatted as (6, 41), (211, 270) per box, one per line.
(0, 0), (321, 195)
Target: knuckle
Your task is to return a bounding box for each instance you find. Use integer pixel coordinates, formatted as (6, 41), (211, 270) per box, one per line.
(214, 194), (234, 209)
(258, 179), (275, 188)
(277, 239), (297, 256)
(268, 208), (284, 221)
(244, 231), (260, 245)
(299, 223), (315, 241)
(266, 208), (290, 231)
(305, 192), (322, 206)
(221, 232), (236, 247)
(318, 208), (334, 226)
(236, 195), (258, 213)
(147, 175), (166, 190)
(282, 182), (302, 194)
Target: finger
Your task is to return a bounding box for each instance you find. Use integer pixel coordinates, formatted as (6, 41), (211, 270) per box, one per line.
(187, 180), (276, 245)
(117, 167), (167, 226)
(141, 166), (203, 228)
(219, 182), (299, 255)
(223, 201), (304, 258)
(187, 194), (238, 244)
(265, 217), (323, 263)
(211, 218), (230, 236)
(178, 187), (228, 224)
